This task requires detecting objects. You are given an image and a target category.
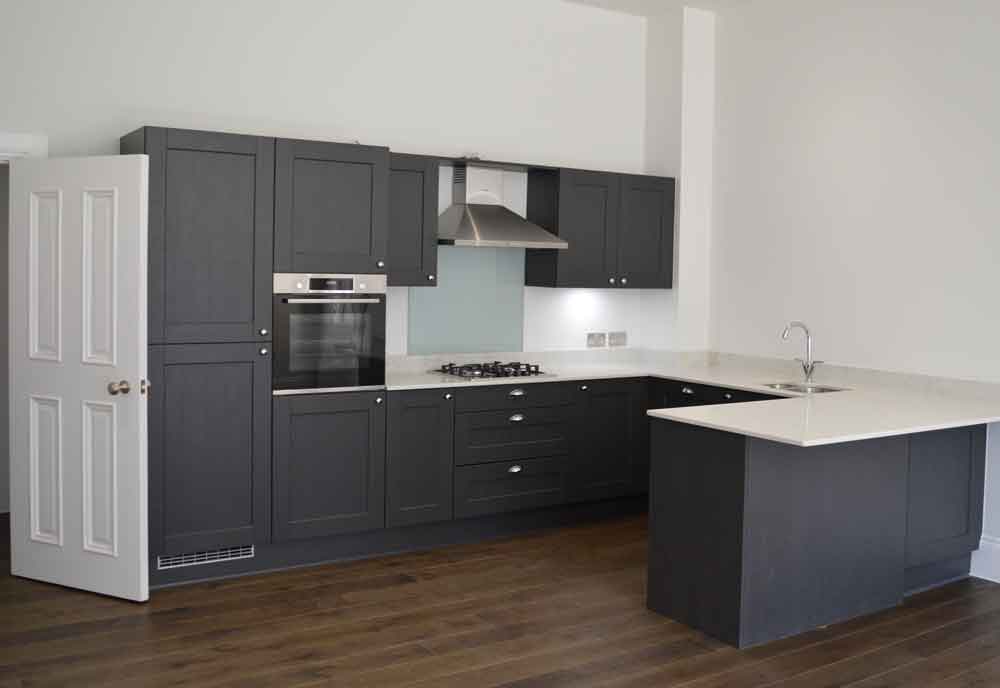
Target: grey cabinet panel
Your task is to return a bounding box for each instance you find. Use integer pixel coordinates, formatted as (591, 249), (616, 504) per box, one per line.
(273, 392), (386, 541)
(570, 379), (647, 502)
(148, 343), (271, 556)
(455, 406), (573, 466)
(525, 168), (674, 289)
(275, 139), (389, 274)
(122, 127), (274, 344)
(454, 457), (567, 518)
(388, 154), (439, 286)
(525, 169), (619, 288)
(386, 389), (454, 527)
(616, 175), (674, 288)
(905, 426), (987, 568)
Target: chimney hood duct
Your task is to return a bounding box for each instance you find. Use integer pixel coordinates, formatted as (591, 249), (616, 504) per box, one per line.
(437, 163), (568, 250)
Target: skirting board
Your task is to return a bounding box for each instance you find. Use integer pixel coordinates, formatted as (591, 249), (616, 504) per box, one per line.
(971, 536), (1000, 583)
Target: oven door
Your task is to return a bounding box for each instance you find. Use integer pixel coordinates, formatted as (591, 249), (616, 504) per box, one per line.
(272, 294), (386, 392)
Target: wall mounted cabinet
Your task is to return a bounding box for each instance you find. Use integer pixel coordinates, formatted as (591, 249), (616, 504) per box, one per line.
(121, 127), (274, 344)
(273, 391), (386, 542)
(525, 168), (675, 289)
(274, 139), (389, 275)
(387, 154), (439, 286)
(148, 343), (272, 556)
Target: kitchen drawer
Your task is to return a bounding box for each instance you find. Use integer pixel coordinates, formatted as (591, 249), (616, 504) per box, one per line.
(453, 382), (572, 412)
(649, 379), (709, 407)
(705, 387), (778, 404)
(454, 457), (567, 518)
(455, 405), (573, 465)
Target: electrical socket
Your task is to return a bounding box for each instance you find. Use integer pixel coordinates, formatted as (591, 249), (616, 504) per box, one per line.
(608, 331), (627, 347)
(586, 332), (607, 348)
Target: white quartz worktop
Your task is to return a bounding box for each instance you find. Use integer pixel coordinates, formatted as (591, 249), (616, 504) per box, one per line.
(385, 350), (1000, 447)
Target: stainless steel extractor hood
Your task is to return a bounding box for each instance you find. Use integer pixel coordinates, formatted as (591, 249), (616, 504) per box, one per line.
(437, 163), (568, 249)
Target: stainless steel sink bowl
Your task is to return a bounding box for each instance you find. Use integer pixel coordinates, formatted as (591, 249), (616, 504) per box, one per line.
(765, 382), (846, 394)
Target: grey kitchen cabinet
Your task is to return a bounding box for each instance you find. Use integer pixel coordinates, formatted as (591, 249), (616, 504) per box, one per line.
(905, 426), (987, 568)
(525, 169), (619, 288)
(616, 175), (675, 288)
(120, 127), (274, 345)
(387, 154), (439, 286)
(386, 389), (455, 527)
(273, 391), (387, 541)
(570, 379), (649, 501)
(274, 138), (389, 274)
(525, 168), (674, 289)
(148, 343), (272, 556)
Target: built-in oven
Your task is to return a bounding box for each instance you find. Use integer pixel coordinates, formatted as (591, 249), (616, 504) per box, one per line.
(272, 274), (386, 394)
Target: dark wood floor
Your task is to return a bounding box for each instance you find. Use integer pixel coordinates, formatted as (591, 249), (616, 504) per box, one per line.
(2, 515), (1000, 687)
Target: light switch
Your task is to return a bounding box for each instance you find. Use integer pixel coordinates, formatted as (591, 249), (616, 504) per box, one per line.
(609, 331), (627, 347)
(587, 332), (607, 348)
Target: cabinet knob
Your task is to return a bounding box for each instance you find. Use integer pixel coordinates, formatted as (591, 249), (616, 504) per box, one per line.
(259, 328), (269, 336)
(376, 260), (385, 269)
(608, 277), (616, 285)
(508, 388), (525, 397)
(681, 386), (694, 395)
(508, 413), (525, 423)
(620, 277), (628, 285)
(580, 384), (589, 391)
(444, 393), (453, 400)
(375, 397), (384, 405)
(508, 464), (523, 474)
(259, 347), (269, 356)
(724, 392), (733, 400)
(428, 274), (436, 281)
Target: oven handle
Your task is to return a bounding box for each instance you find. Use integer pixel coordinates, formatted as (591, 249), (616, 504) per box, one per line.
(283, 298), (382, 304)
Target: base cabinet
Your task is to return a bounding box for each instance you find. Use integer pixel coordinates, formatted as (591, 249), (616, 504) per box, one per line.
(386, 389), (455, 527)
(273, 392), (386, 542)
(905, 426), (987, 568)
(570, 379), (649, 501)
(149, 344), (271, 556)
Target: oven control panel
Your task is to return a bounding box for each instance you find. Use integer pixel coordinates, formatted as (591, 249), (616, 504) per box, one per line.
(273, 273), (388, 294)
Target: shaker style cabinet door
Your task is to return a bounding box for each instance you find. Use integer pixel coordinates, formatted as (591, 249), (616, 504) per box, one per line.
(570, 379), (648, 501)
(616, 174), (674, 289)
(122, 127), (274, 344)
(387, 154), (439, 286)
(273, 392), (386, 541)
(274, 139), (389, 275)
(386, 389), (454, 527)
(554, 169), (620, 287)
(148, 343), (272, 557)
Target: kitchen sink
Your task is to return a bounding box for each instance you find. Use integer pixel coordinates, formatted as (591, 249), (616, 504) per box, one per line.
(764, 382), (846, 394)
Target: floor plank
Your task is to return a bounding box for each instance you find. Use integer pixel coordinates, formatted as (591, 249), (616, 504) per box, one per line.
(2, 515), (998, 688)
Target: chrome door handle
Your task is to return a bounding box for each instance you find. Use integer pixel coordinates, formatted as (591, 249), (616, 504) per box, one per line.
(620, 277), (628, 285)
(376, 260), (385, 269)
(108, 380), (131, 396)
(508, 413), (525, 423)
(508, 388), (525, 397)
(724, 392), (733, 400)
(443, 393), (453, 400)
(428, 274), (436, 281)
(608, 277), (616, 285)
(681, 386), (694, 395)
(375, 397), (384, 405)
(259, 347), (269, 356)
(259, 328), (269, 336)
(580, 384), (589, 391)
(140, 379), (151, 396)
(508, 464), (523, 474)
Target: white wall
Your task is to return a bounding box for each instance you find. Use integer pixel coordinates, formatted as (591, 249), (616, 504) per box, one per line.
(0, 165), (8, 512)
(0, 0), (647, 170)
(710, 0), (1000, 579)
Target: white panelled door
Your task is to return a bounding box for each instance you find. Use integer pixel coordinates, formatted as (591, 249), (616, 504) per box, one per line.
(9, 155), (149, 601)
